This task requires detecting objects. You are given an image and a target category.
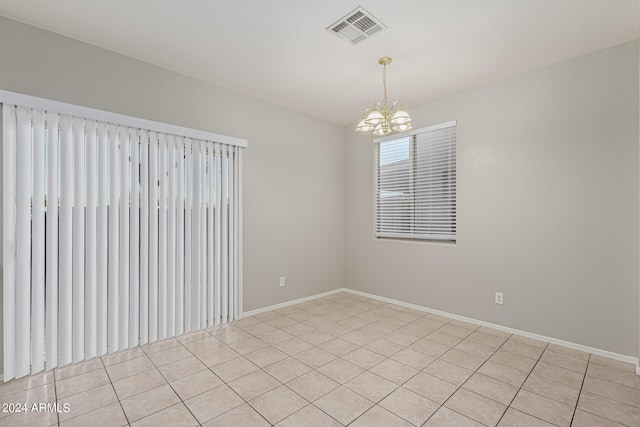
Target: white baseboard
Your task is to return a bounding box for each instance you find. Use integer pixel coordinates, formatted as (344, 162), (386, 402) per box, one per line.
(343, 288), (639, 367)
(240, 288), (345, 318)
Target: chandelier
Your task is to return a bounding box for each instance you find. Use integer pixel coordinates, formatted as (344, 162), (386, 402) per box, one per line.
(356, 56), (412, 136)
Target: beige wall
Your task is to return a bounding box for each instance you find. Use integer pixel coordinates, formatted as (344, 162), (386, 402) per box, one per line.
(346, 41), (639, 356)
(0, 16), (345, 316)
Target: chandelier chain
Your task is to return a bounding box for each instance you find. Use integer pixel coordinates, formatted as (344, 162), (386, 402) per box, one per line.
(382, 63), (388, 109)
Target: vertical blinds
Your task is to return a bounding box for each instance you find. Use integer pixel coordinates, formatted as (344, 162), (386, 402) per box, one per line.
(374, 121), (456, 241)
(2, 92), (245, 381)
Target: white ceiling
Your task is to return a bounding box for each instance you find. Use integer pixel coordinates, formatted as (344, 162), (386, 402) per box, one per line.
(0, 0), (637, 125)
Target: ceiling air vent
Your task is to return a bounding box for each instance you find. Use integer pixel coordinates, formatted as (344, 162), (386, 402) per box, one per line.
(327, 6), (387, 45)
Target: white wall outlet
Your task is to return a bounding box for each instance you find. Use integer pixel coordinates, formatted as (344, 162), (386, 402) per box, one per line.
(495, 292), (504, 305)
(279, 276), (286, 287)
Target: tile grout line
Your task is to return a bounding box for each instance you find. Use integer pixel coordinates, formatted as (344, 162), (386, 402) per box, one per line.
(576, 356), (640, 425)
(492, 341), (547, 426)
(513, 347), (608, 425)
(568, 352), (590, 427)
(100, 355), (132, 427)
(53, 367), (60, 427)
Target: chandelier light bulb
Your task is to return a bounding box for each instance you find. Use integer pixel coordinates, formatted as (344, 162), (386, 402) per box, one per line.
(392, 123), (413, 132)
(373, 122), (392, 136)
(390, 106), (412, 125)
(356, 117), (375, 132)
(365, 108), (385, 126)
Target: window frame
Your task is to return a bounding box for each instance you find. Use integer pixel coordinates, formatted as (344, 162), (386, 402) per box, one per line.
(373, 120), (457, 242)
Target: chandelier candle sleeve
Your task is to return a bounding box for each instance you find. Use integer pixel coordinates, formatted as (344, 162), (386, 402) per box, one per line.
(356, 57), (412, 135)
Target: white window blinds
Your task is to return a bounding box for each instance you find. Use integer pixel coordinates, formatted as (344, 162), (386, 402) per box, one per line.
(1, 90), (246, 381)
(374, 121), (456, 241)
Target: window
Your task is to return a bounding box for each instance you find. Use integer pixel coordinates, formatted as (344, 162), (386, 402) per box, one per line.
(374, 121), (456, 241)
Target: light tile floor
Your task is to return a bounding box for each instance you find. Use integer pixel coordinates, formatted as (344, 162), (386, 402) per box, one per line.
(1, 292), (639, 426)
